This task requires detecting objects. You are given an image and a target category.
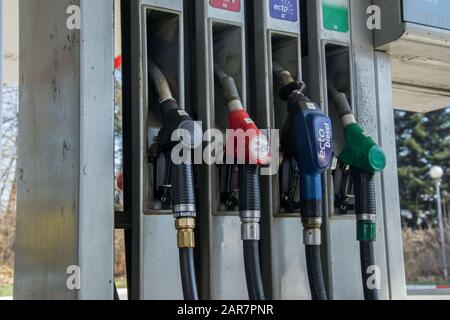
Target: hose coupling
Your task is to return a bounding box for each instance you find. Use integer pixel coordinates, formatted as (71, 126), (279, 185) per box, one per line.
(357, 214), (377, 242)
(302, 217), (322, 246)
(175, 217), (196, 249)
(301, 217), (322, 229)
(173, 204), (197, 218)
(357, 214), (376, 222)
(240, 210), (261, 241)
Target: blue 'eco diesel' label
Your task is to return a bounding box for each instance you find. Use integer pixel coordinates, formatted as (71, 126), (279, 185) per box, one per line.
(313, 115), (333, 169)
(269, 0), (298, 22)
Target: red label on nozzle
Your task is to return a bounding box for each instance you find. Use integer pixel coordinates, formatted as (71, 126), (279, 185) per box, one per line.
(210, 0), (241, 12)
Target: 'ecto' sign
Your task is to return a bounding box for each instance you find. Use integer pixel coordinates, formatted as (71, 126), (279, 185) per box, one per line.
(270, 0), (298, 22)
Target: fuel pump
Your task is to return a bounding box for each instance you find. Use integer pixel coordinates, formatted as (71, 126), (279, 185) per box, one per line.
(214, 61), (270, 301)
(273, 62), (332, 301)
(328, 86), (386, 300)
(148, 60), (202, 300)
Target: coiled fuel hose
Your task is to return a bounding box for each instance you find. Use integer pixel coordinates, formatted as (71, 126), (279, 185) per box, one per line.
(329, 86), (385, 300)
(215, 63), (267, 300)
(274, 62), (330, 300)
(148, 60), (200, 300)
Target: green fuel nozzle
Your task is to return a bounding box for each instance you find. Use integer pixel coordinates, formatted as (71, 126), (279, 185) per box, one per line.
(329, 87), (386, 174)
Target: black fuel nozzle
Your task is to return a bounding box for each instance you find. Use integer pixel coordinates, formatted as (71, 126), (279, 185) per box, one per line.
(332, 161), (355, 213)
(279, 157), (301, 213)
(219, 164), (239, 211)
(148, 59), (199, 300)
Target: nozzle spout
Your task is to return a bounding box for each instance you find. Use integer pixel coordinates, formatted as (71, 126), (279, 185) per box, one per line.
(214, 62), (242, 110)
(273, 61), (295, 86)
(148, 59), (174, 103)
(328, 86), (356, 127)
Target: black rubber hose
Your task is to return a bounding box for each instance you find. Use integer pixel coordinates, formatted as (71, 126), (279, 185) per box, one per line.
(360, 241), (379, 300)
(305, 245), (328, 300)
(179, 248), (199, 301)
(171, 163), (196, 207)
(172, 163), (198, 300)
(354, 169), (379, 300)
(354, 170), (376, 218)
(243, 240), (265, 300)
(239, 165), (265, 300)
(239, 165), (261, 211)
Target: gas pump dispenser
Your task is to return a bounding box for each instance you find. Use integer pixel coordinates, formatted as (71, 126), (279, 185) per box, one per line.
(249, 0), (311, 300)
(328, 85), (386, 300)
(214, 62), (270, 300)
(195, 0), (253, 299)
(147, 60), (202, 300)
(273, 64), (333, 300)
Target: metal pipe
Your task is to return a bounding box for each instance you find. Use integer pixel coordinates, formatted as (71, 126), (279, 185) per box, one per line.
(435, 180), (449, 280)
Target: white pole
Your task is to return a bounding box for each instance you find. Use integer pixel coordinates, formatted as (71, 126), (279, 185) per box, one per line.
(436, 180), (449, 280)
(0, 0), (3, 169)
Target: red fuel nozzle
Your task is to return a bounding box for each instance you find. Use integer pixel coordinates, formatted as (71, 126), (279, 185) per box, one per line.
(227, 109), (271, 166)
(215, 63), (271, 166)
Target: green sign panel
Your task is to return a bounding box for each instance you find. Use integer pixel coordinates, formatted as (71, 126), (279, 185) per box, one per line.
(323, 0), (349, 33)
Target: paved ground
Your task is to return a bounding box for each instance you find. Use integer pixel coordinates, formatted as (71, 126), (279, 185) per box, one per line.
(1, 288), (449, 300)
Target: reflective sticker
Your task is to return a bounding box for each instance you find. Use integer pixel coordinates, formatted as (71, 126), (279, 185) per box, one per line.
(210, 0), (241, 12)
(306, 103), (317, 110)
(269, 0), (298, 22)
(314, 116), (333, 169)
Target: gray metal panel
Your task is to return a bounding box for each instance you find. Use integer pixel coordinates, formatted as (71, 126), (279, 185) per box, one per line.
(128, 0), (145, 299)
(304, 0), (404, 300)
(272, 219), (310, 299)
(142, 216), (183, 299)
(195, 0), (249, 300)
(304, 0), (349, 297)
(252, 0), (309, 300)
(210, 217), (248, 299)
(14, 0), (114, 299)
(374, 51), (407, 300)
(78, 0), (115, 300)
(136, 0), (186, 299)
(328, 217), (363, 299)
(15, 0), (81, 300)
(348, 0), (390, 299)
(142, 0), (182, 11)
(15, 0), (115, 300)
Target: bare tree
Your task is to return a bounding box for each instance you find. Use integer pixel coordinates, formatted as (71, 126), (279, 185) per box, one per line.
(0, 84), (19, 277)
